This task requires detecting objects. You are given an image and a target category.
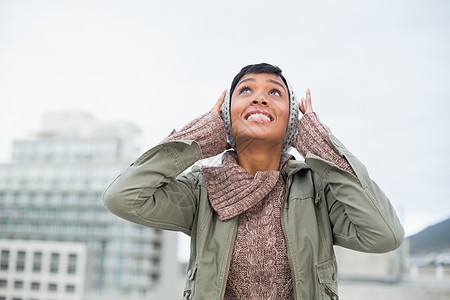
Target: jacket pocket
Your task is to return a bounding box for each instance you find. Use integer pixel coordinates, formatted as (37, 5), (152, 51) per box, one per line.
(317, 256), (339, 300)
(182, 262), (198, 299)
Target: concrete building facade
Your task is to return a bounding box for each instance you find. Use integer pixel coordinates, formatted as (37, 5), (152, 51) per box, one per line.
(0, 239), (86, 300)
(0, 112), (185, 299)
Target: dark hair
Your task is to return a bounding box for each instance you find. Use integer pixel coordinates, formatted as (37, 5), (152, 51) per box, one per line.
(229, 63), (289, 97)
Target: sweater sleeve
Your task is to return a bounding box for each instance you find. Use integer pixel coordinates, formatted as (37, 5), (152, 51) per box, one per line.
(293, 112), (355, 176)
(165, 110), (228, 159)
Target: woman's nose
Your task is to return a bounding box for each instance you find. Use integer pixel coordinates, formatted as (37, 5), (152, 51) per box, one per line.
(251, 98), (268, 106)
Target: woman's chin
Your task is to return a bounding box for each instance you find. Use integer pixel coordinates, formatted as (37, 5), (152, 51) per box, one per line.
(234, 135), (283, 151)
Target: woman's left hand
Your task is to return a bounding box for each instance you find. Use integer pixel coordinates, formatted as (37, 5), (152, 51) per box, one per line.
(299, 88), (314, 115)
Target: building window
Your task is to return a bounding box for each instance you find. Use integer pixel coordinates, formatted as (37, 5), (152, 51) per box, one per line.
(48, 283), (57, 292)
(67, 254), (77, 274)
(14, 280), (23, 289)
(152, 257), (160, 267)
(153, 242), (161, 250)
(150, 273), (159, 281)
(16, 251), (26, 272)
(33, 252), (42, 272)
(50, 253), (59, 273)
(31, 281), (40, 290)
(66, 284), (75, 293)
(140, 288), (147, 296)
(0, 279), (7, 288)
(0, 250), (9, 270)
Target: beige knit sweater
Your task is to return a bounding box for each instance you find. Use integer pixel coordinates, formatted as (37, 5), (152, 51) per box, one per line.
(167, 110), (354, 299)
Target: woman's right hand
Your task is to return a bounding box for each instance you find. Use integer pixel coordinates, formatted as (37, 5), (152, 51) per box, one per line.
(299, 88), (314, 115)
(212, 89), (227, 115)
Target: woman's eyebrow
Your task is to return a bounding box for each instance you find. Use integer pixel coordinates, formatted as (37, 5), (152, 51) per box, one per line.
(267, 79), (287, 93)
(237, 78), (255, 87)
(237, 78), (287, 93)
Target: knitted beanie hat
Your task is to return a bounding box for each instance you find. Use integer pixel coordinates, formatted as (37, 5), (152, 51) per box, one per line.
(221, 80), (299, 153)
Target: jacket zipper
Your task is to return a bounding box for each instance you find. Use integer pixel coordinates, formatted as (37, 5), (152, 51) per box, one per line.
(219, 217), (239, 299)
(281, 174), (298, 300)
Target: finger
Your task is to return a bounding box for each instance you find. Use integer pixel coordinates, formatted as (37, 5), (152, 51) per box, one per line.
(213, 89), (227, 114)
(219, 89), (227, 103)
(299, 97), (305, 114)
(304, 88), (313, 113)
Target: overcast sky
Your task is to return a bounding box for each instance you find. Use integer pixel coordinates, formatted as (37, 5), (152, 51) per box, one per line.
(1, 0), (449, 237)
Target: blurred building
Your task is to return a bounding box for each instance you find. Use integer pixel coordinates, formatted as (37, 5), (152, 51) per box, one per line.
(0, 239), (86, 300)
(0, 112), (185, 299)
(335, 241), (450, 300)
(334, 245), (403, 282)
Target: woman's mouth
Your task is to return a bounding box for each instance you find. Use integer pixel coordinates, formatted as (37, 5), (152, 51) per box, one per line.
(244, 109), (273, 123)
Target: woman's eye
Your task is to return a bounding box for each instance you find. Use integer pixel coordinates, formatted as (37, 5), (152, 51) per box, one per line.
(239, 87), (252, 94)
(270, 89), (281, 97)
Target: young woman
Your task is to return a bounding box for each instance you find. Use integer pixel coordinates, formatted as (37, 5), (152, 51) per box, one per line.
(103, 63), (404, 300)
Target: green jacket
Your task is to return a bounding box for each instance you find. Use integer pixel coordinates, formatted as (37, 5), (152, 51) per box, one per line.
(103, 134), (404, 300)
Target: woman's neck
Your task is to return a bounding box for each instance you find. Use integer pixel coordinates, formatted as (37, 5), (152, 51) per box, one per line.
(235, 142), (282, 175)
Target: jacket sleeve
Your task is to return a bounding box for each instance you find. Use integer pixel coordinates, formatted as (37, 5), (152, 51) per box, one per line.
(305, 134), (405, 253)
(102, 110), (227, 236)
(102, 140), (202, 236)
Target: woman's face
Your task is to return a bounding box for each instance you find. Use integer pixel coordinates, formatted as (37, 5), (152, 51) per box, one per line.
(230, 73), (290, 150)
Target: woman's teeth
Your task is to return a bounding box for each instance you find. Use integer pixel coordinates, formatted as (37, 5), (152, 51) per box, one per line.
(247, 113), (271, 122)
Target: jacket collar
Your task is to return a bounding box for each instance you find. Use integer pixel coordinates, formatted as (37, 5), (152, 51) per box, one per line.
(284, 159), (310, 177)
